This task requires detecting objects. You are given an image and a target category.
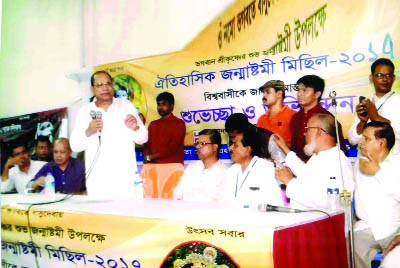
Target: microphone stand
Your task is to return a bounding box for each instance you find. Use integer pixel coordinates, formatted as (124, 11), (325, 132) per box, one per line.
(329, 91), (355, 268)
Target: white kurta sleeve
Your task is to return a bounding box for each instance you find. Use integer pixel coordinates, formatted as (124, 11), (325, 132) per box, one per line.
(375, 157), (400, 201)
(121, 100), (148, 145)
(285, 151), (307, 178)
(348, 116), (362, 146)
(70, 106), (91, 153)
(1, 169), (15, 193)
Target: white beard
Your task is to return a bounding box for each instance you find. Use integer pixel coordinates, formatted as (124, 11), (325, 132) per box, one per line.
(304, 141), (317, 156)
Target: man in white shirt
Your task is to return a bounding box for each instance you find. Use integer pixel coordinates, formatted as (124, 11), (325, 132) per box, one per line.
(274, 113), (354, 209)
(174, 129), (227, 202)
(70, 71), (148, 198)
(348, 58), (400, 152)
(1, 143), (46, 193)
(220, 128), (283, 207)
(353, 121), (400, 268)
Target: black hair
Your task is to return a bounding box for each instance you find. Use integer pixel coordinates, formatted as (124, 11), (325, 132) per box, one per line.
(371, 58), (395, 74)
(297, 75), (325, 101)
(9, 141), (28, 156)
(35, 135), (51, 146)
(90, 71), (113, 86)
(198, 129), (222, 159)
(241, 128), (261, 157)
(363, 121), (395, 150)
(225, 113), (250, 133)
(156, 91), (175, 105)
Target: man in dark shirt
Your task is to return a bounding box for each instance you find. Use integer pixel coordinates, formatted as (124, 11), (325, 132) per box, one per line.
(31, 136), (52, 162)
(289, 75), (347, 162)
(144, 92), (186, 164)
(30, 138), (86, 194)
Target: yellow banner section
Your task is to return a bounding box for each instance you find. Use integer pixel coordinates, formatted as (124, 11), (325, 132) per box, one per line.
(95, 0), (400, 145)
(1, 206), (274, 267)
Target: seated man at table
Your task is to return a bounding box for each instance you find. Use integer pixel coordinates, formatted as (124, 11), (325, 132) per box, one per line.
(219, 128), (283, 207)
(1, 142), (46, 193)
(31, 135), (52, 162)
(174, 129), (228, 202)
(274, 113), (354, 209)
(354, 121), (400, 268)
(225, 113), (285, 163)
(30, 138), (86, 194)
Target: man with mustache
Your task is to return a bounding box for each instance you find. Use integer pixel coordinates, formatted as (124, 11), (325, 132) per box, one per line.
(274, 113), (354, 209)
(353, 121), (400, 268)
(289, 75), (347, 162)
(1, 142), (46, 193)
(348, 58), (400, 153)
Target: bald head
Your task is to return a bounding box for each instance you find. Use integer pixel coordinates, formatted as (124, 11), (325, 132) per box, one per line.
(54, 138), (71, 152)
(53, 138), (72, 168)
(310, 113), (337, 140)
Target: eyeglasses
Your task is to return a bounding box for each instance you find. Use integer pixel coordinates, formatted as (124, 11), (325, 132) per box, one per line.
(304, 126), (327, 135)
(94, 82), (113, 89)
(194, 141), (214, 147)
(374, 73), (395, 80)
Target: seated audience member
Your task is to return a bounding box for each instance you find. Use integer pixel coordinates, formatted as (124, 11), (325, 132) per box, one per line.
(144, 92), (186, 164)
(219, 128), (283, 206)
(31, 135), (52, 162)
(225, 113), (285, 163)
(174, 129), (227, 202)
(348, 58), (400, 152)
(290, 75), (347, 162)
(274, 113), (354, 209)
(30, 138), (86, 194)
(257, 80), (296, 144)
(1, 142), (46, 193)
(353, 121), (400, 268)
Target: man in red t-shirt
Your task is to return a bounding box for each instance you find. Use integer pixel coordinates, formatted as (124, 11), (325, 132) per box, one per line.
(144, 92), (186, 164)
(257, 80), (296, 145)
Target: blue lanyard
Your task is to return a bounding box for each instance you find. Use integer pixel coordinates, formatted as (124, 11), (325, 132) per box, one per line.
(235, 159), (258, 197)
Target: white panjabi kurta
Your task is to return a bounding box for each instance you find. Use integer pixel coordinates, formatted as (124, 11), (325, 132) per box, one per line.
(70, 98), (148, 198)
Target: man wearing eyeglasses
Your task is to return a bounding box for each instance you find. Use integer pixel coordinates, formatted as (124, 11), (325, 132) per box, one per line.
(348, 58), (400, 152)
(70, 71), (148, 198)
(173, 129), (227, 202)
(274, 113), (354, 209)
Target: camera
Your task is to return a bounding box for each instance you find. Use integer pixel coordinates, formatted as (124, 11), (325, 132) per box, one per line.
(359, 96), (367, 117)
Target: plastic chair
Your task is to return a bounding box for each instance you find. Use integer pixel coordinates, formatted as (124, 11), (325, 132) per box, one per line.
(141, 163), (184, 199)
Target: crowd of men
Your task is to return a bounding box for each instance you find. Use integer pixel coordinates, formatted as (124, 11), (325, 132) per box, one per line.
(2, 58), (399, 267)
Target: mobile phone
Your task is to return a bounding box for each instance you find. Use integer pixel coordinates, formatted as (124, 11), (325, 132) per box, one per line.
(359, 96), (367, 116)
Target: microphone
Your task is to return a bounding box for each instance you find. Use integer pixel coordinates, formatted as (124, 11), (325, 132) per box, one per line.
(95, 111), (102, 119)
(258, 204), (304, 213)
(329, 91), (337, 107)
(90, 110), (102, 139)
(90, 110), (97, 120)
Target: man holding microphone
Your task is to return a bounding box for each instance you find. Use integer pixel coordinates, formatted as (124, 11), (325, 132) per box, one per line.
(70, 71), (148, 198)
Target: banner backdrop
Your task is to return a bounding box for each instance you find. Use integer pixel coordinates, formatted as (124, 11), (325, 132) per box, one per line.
(95, 0), (400, 149)
(0, 108), (67, 168)
(1, 205), (275, 268)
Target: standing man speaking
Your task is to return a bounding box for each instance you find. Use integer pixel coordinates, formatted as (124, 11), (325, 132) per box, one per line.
(70, 71), (148, 198)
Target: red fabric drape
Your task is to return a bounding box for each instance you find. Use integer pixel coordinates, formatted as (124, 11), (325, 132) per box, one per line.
(273, 213), (348, 268)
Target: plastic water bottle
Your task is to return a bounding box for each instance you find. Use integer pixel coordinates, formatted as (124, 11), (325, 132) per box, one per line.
(133, 171), (144, 202)
(44, 172), (56, 196)
(327, 176), (340, 211)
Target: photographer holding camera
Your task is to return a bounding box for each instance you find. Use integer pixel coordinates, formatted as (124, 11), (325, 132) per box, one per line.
(348, 58), (400, 152)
